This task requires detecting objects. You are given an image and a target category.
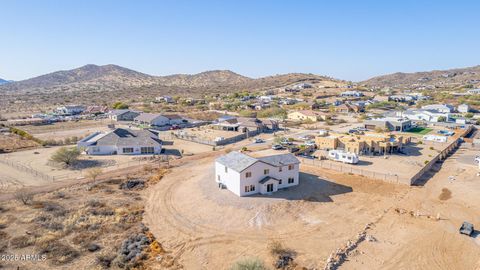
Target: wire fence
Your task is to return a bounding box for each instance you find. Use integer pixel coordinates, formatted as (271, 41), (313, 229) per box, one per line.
(298, 157), (404, 184)
(0, 158), (55, 181)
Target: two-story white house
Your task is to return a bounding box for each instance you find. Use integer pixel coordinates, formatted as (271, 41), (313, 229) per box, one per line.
(215, 151), (300, 197)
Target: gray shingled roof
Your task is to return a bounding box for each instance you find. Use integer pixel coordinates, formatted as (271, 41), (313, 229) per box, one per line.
(215, 151), (258, 172)
(95, 128), (162, 147)
(134, 113), (165, 123)
(258, 153), (300, 167)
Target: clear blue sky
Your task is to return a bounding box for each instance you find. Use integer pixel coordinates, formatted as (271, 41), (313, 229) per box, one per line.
(1, 0), (479, 81)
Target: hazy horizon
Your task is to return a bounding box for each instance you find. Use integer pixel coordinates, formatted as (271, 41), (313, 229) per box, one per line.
(2, 0), (480, 81)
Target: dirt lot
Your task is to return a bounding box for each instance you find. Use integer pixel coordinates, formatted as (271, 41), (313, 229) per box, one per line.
(0, 146), (151, 193)
(0, 133), (39, 152)
(144, 145), (480, 269)
(21, 120), (120, 141)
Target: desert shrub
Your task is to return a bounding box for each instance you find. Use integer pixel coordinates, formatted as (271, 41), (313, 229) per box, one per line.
(43, 202), (68, 216)
(14, 189), (34, 205)
(86, 199), (105, 208)
(33, 214), (64, 231)
(37, 240), (80, 265)
(72, 231), (99, 246)
(51, 191), (68, 199)
(230, 257), (267, 270)
(268, 241), (286, 256)
(116, 233), (151, 268)
(10, 235), (35, 249)
(143, 164), (153, 172)
(50, 147), (80, 167)
(0, 231), (9, 241)
(96, 254), (116, 268)
(86, 243), (101, 252)
(86, 167), (103, 182)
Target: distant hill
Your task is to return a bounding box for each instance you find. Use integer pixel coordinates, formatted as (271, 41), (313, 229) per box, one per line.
(0, 64), (340, 94)
(0, 78), (11, 85)
(0, 64), (156, 92)
(361, 65), (480, 89)
(0, 65), (335, 92)
(0, 64), (342, 112)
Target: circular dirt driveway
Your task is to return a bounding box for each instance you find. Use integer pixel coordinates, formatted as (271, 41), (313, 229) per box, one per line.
(144, 156), (384, 269)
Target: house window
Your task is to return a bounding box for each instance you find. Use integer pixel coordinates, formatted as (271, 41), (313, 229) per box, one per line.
(225, 166), (228, 173)
(245, 185), (255, 192)
(288, 177), (294, 184)
(279, 167), (283, 172)
(279, 179), (282, 185)
(288, 164), (294, 170)
(246, 172), (252, 178)
(140, 147), (154, 154)
(264, 169), (269, 175)
(217, 175), (221, 181)
(123, 147), (134, 153)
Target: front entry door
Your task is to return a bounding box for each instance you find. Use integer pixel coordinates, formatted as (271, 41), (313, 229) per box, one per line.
(267, 183), (273, 192)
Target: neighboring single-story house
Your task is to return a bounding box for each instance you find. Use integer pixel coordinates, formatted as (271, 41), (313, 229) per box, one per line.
(288, 110), (328, 122)
(55, 105), (86, 115)
(421, 104), (454, 113)
(458, 104), (470, 113)
(213, 116), (279, 133)
(134, 113), (170, 127)
(334, 103), (362, 113)
(78, 128), (162, 155)
(364, 117), (412, 132)
(395, 109), (450, 123)
(215, 151), (300, 197)
(108, 110), (141, 121)
(340, 91), (363, 97)
(164, 114), (186, 125)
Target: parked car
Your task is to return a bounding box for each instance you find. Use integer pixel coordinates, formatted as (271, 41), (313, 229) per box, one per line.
(254, 138), (265, 143)
(304, 140), (316, 147)
(298, 135), (314, 141)
(272, 144), (284, 150)
(459, 222), (474, 236)
(280, 140), (293, 145)
(297, 153), (315, 159)
(288, 147), (300, 153)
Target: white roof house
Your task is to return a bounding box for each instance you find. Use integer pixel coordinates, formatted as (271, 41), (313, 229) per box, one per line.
(215, 151), (300, 197)
(421, 104), (454, 113)
(395, 109), (450, 123)
(134, 113), (170, 127)
(78, 128), (162, 155)
(55, 105), (86, 115)
(458, 104), (470, 113)
(467, 89), (480, 95)
(340, 91), (364, 97)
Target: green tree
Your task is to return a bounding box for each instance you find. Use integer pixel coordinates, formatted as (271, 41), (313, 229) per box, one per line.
(112, 102), (129, 109)
(50, 147), (81, 167)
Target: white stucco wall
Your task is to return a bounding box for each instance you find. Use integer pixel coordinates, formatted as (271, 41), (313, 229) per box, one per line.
(86, 145), (161, 155)
(216, 160), (300, 197)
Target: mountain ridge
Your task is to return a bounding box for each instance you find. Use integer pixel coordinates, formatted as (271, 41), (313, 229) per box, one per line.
(0, 64), (339, 93)
(360, 65), (480, 88)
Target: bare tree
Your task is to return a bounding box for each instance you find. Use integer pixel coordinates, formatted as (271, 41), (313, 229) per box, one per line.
(14, 189), (34, 205)
(86, 167), (103, 183)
